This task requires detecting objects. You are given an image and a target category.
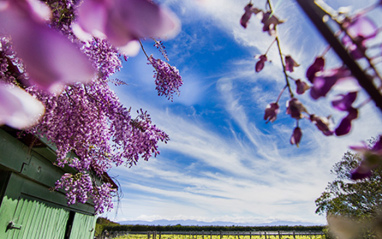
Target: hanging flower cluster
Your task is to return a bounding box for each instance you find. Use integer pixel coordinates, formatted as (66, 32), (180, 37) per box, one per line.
(240, 3), (284, 36)
(92, 182), (116, 214)
(148, 55), (183, 101)
(0, 0), (181, 213)
(240, 0), (382, 175)
(54, 173), (93, 205)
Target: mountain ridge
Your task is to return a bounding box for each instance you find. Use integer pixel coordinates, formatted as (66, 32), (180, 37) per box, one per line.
(118, 219), (324, 227)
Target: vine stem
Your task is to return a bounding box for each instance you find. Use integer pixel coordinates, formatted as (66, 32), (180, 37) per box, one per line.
(356, 97), (372, 109)
(266, 0), (294, 98)
(276, 85), (288, 104)
(264, 38), (277, 55)
(139, 40), (150, 60)
(321, 45), (331, 57)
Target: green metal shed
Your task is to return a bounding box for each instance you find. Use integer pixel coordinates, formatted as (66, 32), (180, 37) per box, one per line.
(0, 127), (113, 239)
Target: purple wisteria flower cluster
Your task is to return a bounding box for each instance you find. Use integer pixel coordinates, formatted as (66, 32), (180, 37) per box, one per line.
(241, 0), (382, 176)
(148, 55), (183, 101)
(0, 0), (181, 213)
(55, 171), (114, 214)
(54, 173), (93, 205)
(92, 182), (116, 214)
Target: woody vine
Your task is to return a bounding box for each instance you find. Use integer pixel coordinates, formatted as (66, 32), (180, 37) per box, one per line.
(240, 0), (382, 180)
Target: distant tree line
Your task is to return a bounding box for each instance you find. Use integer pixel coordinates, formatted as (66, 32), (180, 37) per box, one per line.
(96, 217), (121, 237)
(100, 222), (325, 233)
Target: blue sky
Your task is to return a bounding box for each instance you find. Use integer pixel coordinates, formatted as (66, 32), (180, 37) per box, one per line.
(102, 0), (382, 225)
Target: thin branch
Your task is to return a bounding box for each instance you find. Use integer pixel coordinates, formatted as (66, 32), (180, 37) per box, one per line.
(265, 38), (277, 55)
(276, 85), (288, 103)
(267, 0), (294, 98)
(139, 40), (150, 60)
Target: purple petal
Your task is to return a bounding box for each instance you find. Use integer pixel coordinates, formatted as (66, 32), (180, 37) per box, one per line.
(347, 16), (377, 41)
(264, 102), (279, 123)
(75, 0), (109, 38)
(117, 40), (141, 56)
(349, 144), (368, 152)
(310, 75), (336, 100)
(290, 127), (302, 147)
(240, 4), (253, 28)
(335, 108), (358, 136)
(350, 155), (379, 180)
(255, 55), (267, 72)
(285, 55), (299, 72)
(286, 98), (307, 119)
(342, 16), (377, 60)
(342, 35), (366, 60)
(0, 83), (44, 129)
(255, 61), (264, 72)
(349, 136), (382, 180)
(351, 136), (382, 154)
(295, 79), (310, 95)
(306, 57), (325, 83)
(77, 0), (180, 48)
(371, 136), (382, 152)
(331, 92), (358, 111)
(310, 114), (334, 136)
(310, 67), (351, 100)
(9, 0), (52, 23)
(240, 4), (261, 28)
(0, 2), (95, 93)
(350, 167), (372, 180)
(261, 11), (284, 36)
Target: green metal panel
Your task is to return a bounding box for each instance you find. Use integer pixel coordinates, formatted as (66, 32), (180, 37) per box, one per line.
(3, 195), (69, 239)
(69, 213), (96, 239)
(0, 129), (30, 172)
(0, 129), (94, 211)
(0, 173), (96, 238)
(0, 173), (24, 236)
(0, 129), (99, 239)
(20, 177), (95, 214)
(0, 170), (11, 206)
(21, 151), (68, 188)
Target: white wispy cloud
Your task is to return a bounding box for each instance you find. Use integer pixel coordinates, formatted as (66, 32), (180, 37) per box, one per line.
(105, 0), (382, 226)
(107, 87), (365, 224)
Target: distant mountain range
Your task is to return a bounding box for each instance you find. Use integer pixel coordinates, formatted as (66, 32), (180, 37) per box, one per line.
(119, 219), (323, 227)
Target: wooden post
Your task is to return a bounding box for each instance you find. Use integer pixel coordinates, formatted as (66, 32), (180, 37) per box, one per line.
(278, 231), (281, 239)
(264, 232), (267, 239)
(220, 231), (223, 239)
